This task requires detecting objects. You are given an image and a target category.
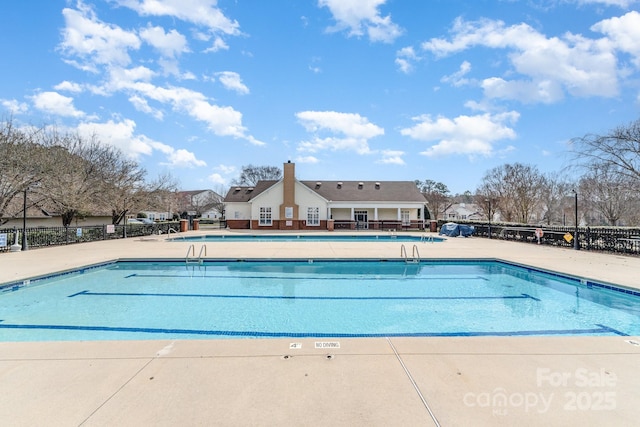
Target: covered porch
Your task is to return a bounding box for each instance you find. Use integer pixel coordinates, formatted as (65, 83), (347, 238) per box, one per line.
(328, 206), (425, 231)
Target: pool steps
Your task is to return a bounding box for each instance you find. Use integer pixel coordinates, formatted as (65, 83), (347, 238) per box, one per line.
(185, 244), (207, 265)
(401, 244), (420, 264)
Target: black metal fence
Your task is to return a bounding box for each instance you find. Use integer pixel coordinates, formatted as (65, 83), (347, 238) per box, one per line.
(456, 221), (640, 256)
(0, 222), (181, 251)
(3, 219), (639, 256)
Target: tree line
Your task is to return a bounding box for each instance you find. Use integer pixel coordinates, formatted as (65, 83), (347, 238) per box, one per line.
(0, 118), (177, 227)
(420, 117), (640, 226)
(4, 115), (638, 228)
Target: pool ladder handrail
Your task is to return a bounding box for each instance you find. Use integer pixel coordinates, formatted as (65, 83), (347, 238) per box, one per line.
(185, 244), (207, 264)
(401, 244), (420, 264)
(421, 234), (435, 243)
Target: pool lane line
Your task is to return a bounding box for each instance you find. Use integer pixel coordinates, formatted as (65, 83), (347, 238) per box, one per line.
(121, 273), (490, 281)
(68, 290), (540, 301)
(386, 337), (441, 427)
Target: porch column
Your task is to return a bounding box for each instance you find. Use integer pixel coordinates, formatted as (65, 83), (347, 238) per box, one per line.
(327, 207), (332, 219)
(351, 208), (355, 220)
(374, 207), (378, 220)
(397, 208), (401, 221)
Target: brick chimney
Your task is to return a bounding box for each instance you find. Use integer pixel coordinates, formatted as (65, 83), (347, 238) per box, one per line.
(279, 161), (299, 228)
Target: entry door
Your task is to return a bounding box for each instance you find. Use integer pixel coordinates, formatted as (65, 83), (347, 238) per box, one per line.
(354, 210), (368, 229)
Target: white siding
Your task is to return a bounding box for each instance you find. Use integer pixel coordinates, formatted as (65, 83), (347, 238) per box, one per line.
(250, 182), (283, 220)
(225, 202), (251, 220)
(296, 183), (328, 220)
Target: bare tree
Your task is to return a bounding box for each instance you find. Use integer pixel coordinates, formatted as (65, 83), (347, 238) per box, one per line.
(415, 179), (451, 220)
(38, 129), (156, 226)
(38, 132), (109, 226)
(539, 172), (574, 225)
(477, 163), (546, 223)
(0, 119), (51, 224)
(570, 117), (640, 188)
(139, 172), (180, 220)
(232, 165), (282, 186)
(578, 164), (632, 226)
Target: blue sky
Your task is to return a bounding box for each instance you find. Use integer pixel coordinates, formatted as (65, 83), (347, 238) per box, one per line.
(2, 0), (639, 194)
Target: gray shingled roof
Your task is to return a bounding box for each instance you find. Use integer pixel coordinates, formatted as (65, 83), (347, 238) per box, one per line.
(301, 181), (425, 202)
(223, 180), (277, 202)
(223, 180), (425, 203)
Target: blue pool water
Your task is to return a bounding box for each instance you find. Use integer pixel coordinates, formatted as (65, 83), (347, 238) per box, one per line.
(1, 260), (639, 341)
(170, 234), (444, 242)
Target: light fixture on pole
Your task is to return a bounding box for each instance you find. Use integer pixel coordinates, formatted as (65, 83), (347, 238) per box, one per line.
(572, 190), (579, 250)
(485, 198), (492, 239)
(21, 187), (29, 251)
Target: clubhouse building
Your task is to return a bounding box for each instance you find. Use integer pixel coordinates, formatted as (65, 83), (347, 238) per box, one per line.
(224, 161), (429, 231)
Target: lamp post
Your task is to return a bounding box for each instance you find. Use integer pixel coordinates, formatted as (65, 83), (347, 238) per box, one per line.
(485, 198), (492, 239)
(573, 190), (579, 250)
(21, 188), (29, 251)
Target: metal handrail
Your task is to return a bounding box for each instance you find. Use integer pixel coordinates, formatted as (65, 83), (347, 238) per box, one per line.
(401, 244), (420, 264)
(198, 244), (207, 261)
(421, 234), (434, 243)
(185, 244), (196, 263)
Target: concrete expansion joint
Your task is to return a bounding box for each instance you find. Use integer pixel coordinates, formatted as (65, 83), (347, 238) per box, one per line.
(386, 337), (441, 427)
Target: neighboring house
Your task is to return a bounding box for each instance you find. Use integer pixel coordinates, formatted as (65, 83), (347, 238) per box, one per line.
(224, 161), (428, 230)
(443, 203), (485, 222)
(137, 211), (171, 221)
(176, 189), (223, 218)
(200, 203), (222, 219)
(0, 195), (112, 228)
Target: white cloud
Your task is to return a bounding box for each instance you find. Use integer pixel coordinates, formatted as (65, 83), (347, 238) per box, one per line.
(77, 119), (155, 157)
(295, 155), (319, 163)
(573, 0), (636, 7)
(203, 36), (229, 53)
(215, 164), (236, 175)
(164, 148), (207, 168)
(115, 0), (241, 35)
(318, 0), (403, 43)
(139, 25), (189, 57)
(101, 74), (263, 144)
(296, 111), (384, 155)
(377, 149), (405, 165)
(54, 81), (83, 93)
(400, 111), (520, 158)
(296, 111), (384, 139)
(207, 172), (226, 185)
(395, 46), (420, 74)
(481, 77), (564, 104)
(1, 99), (29, 114)
(32, 92), (85, 118)
(215, 71), (249, 95)
(75, 118), (206, 168)
(107, 66), (156, 91)
(208, 164), (237, 185)
(422, 17), (620, 102)
(592, 11), (640, 67)
(441, 61), (472, 87)
(60, 5), (141, 69)
(129, 94), (164, 120)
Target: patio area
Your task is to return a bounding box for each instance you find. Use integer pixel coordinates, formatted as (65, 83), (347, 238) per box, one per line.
(1, 231), (639, 426)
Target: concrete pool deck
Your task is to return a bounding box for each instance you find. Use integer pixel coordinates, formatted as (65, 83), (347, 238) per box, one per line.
(1, 230), (639, 426)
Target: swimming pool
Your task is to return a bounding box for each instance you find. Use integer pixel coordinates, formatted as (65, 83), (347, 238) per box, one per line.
(169, 234), (444, 242)
(1, 259), (639, 341)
